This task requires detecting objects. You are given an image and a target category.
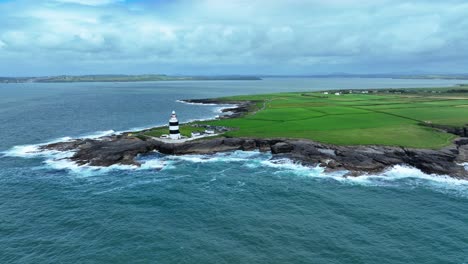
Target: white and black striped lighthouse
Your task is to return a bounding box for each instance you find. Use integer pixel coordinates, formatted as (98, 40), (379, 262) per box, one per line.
(169, 111), (181, 139)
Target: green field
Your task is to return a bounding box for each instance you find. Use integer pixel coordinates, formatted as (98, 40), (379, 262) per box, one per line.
(202, 89), (468, 148)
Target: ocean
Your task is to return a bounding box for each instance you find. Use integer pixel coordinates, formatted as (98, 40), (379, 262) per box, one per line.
(1, 78), (468, 263)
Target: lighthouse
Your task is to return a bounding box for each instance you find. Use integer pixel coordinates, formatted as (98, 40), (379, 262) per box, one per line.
(169, 111), (181, 139)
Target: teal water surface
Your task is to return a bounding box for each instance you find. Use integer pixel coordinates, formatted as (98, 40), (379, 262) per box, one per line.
(1, 78), (468, 263)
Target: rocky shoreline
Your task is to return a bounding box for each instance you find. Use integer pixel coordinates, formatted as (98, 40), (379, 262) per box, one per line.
(41, 99), (468, 178)
(181, 98), (255, 119)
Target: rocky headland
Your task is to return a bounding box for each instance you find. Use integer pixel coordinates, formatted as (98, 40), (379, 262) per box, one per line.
(42, 134), (468, 178)
(40, 98), (468, 178)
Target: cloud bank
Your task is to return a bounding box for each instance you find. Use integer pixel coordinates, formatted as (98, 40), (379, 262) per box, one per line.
(0, 0), (467, 75)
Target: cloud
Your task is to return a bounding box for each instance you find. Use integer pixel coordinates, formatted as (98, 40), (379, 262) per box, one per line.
(0, 0), (467, 75)
(53, 0), (122, 6)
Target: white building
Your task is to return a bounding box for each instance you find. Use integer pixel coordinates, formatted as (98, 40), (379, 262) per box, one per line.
(169, 111), (181, 139)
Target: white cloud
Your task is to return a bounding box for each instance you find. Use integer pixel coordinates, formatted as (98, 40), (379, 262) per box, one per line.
(53, 0), (122, 6)
(0, 0), (467, 75)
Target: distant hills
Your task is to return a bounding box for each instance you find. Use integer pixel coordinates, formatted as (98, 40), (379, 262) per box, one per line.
(2, 73), (468, 83)
(260, 73), (468, 80)
(0, 74), (261, 83)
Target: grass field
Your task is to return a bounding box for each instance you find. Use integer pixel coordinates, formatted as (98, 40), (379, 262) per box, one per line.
(202, 89), (468, 148)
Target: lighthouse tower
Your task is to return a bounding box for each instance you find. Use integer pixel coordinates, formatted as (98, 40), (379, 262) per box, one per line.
(169, 111), (181, 139)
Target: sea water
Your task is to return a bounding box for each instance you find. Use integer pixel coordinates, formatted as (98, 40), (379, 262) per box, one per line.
(1, 78), (468, 263)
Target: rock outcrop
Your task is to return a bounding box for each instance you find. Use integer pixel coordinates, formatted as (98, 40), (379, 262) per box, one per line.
(181, 99), (254, 119)
(41, 135), (468, 178)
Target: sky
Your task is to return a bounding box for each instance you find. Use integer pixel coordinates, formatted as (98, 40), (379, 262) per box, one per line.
(0, 0), (467, 76)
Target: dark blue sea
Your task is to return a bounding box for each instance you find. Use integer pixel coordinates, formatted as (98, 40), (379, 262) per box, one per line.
(1, 78), (468, 263)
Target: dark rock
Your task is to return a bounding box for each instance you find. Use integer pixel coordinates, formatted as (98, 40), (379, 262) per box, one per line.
(271, 142), (294, 154)
(181, 99), (254, 119)
(455, 137), (468, 146)
(41, 135), (468, 178)
(241, 139), (256, 151)
(423, 123), (468, 137)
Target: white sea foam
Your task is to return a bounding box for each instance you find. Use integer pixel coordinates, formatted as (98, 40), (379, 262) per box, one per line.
(259, 159), (468, 195)
(2, 143), (71, 158)
(176, 100), (218, 106)
(43, 158), (119, 176)
(183, 110), (235, 123)
(166, 150), (264, 164)
(32, 151), (468, 197)
(2, 130), (118, 159)
(214, 105), (237, 113)
(3, 144), (42, 158)
(377, 165), (468, 187)
(139, 158), (168, 170)
(184, 117), (219, 123)
(158, 151), (468, 195)
(39, 153), (171, 176)
(461, 162), (468, 171)
(79, 129), (116, 139)
(176, 99), (237, 117)
(258, 158), (348, 180)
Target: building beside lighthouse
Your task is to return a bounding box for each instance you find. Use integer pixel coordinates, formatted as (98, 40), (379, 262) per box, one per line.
(169, 111), (181, 139)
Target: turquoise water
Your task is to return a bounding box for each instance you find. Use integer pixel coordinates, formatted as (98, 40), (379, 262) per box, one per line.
(1, 78), (468, 263)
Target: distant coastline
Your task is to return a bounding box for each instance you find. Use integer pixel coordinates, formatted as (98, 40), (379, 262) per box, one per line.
(3, 74), (468, 83)
(260, 74), (468, 80)
(0, 74), (261, 83)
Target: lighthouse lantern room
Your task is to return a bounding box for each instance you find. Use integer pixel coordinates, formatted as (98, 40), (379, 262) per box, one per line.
(169, 111), (181, 139)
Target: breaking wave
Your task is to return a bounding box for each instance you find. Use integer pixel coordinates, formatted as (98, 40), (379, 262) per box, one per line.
(166, 150), (263, 163)
(176, 100), (219, 106)
(1, 130), (116, 159)
(3, 131), (468, 195)
(40, 155), (172, 177)
(153, 151), (468, 196)
(176, 99), (237, 117)
(80, 129), (116, 139)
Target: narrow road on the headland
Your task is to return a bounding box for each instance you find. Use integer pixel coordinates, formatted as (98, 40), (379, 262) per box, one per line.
(250, 99), (271, 115)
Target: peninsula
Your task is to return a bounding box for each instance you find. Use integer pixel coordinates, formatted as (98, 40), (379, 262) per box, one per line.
(42, 87), (468, 178)
(0, 74), (261, 83)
